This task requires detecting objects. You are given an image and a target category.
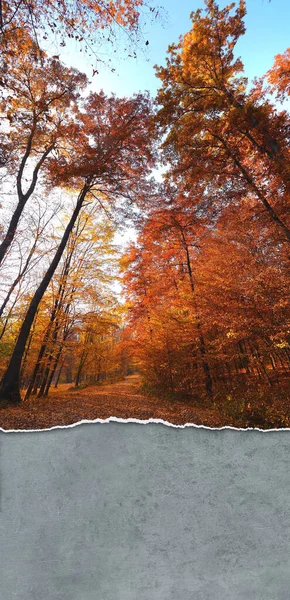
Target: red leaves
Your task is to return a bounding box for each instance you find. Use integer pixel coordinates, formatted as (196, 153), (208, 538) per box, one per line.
(47, 92), (156, 211)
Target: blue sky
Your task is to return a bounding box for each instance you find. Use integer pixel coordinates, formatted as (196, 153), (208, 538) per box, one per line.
(57, 0), (290, 97)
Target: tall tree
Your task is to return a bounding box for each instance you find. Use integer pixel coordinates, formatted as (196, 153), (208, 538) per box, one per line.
(24, 205), (119, 398)
(155, 0), (290, 243)
(0, 91), (155, 404)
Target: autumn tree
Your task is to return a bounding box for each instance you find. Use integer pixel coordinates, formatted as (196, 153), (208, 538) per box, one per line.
(0, 39), (86, 266)
(0, 91), (155, 404)
(155, 0), (290, 244)
(0, 195), (61, 348)
(123, 194), (213, 396)
(73, 308), (123, 388)
(22, 204), (121, 398)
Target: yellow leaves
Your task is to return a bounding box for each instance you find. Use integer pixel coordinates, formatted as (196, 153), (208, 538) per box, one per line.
(226, 330), (236, 339)
(276, 341), (289, 349)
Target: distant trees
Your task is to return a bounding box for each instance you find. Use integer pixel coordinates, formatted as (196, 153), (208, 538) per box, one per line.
(124, 192), (290, 399)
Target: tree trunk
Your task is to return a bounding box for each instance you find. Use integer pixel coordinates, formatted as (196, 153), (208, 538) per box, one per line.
(179, 224), (213, 396)
(0, 143), (54, 267)
(75, 353), (87, 388)
(0, 184), (89, 405)
(26, 251), (75, 398)
(43, 344), (64, 396)
(215, 133), (290, 243)
(54, 359), (65, 388)
(224, 87), (290, 189)
(25, 339), (49, 400)
(38, 295), (73, 397)
(0, 200), (25, 266)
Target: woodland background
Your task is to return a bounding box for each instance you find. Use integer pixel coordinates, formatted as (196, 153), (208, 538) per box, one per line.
(0, 0), (290, 429)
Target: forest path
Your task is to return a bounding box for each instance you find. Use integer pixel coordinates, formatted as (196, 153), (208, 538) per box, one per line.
(0, 374), (221, 430)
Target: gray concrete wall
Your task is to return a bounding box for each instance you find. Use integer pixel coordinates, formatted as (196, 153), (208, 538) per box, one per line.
(0, 423), (290, 599)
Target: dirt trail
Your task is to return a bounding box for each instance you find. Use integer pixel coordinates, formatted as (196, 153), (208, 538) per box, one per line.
(0, 374), (222, 430)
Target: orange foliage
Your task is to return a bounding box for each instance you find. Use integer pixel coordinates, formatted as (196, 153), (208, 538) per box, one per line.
(1, 0), (290, 428)
(267, 48), (290, 100)
(155, 0), (290, 241)
(0, 0), (145, 39)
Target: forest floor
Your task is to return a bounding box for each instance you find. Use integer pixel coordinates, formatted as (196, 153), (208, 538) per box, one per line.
(0, 374), (228, 430)
(0, 374), (289, 430)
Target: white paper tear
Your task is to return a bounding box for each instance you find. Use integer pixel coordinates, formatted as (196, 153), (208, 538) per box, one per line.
(0, 415), (288, 433)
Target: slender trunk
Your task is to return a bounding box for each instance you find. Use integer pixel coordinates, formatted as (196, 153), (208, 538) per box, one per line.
(37, 322), (61, 397)
(226, 361), (232, 380)
(214, 133), (290, 242)
(54, 359), (64, 388)
(27, 251), (75, 398)
(0, 239), (39, 318)
(283, 348), (290, 370)
(0, 143), (54, 267)
(38, 293), (74, 397)
(75, 353), (87, 388)
(248, 339), (272, 386)
(0, 223), (24, 311)
(0, 0), (3, 31)
(232, 153), (290, 243)
(180, 226), (213, 396)
(234, 358), (240, 376)
(43, 344), (64, 396)
(20, 326), (35, 383)
(224, 87), (290, 187)
(237, 340), (250, 375)
(96, 356), (102, 383)
(0, 296), (19, 341)
(37, 349), (56, 397)
(39, 326), (66, 397)
(0, 184), (89, 405)
(166, 342), (175, 393)
(276, 348), (289, 372)
(25, 339), (49, 400)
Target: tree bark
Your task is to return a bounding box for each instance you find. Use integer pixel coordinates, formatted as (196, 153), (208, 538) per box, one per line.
(54, 359), (65, 388)
(0, 142), (54, 267)
(213, 132), (290, 242)
(75, 352), (87, 388)
(177, 222), (213, 396)
(43, 343), (64, 396)
(0, 184), (89, 405)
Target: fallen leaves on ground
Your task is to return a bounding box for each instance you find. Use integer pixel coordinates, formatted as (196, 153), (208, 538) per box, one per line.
(0, 375), (288, 431)
(0, 375), (228, 430)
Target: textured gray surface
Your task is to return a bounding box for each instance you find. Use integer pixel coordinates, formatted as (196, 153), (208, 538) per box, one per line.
(0, 424), (290, 599)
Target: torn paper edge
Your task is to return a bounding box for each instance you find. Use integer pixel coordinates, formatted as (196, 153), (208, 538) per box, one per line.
(0, 415), (289, 433)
